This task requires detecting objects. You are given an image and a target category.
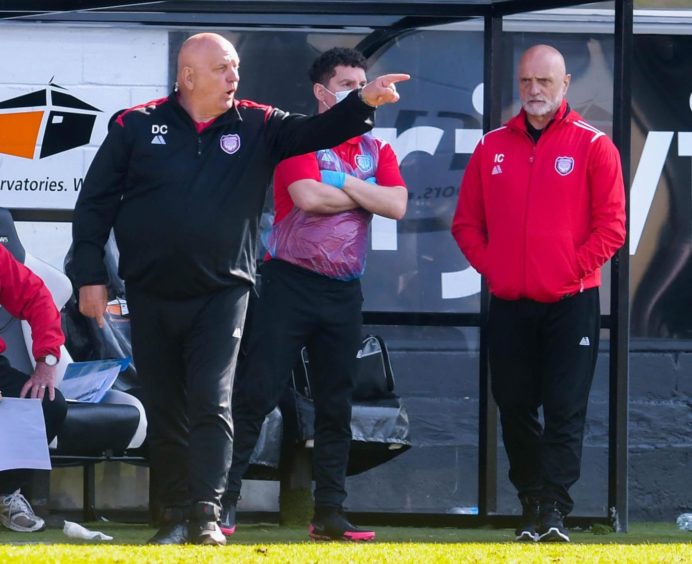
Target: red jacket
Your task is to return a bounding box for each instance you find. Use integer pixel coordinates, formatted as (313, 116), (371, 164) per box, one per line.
(0, 244), (64, 361)
(452, 100), (626, 303)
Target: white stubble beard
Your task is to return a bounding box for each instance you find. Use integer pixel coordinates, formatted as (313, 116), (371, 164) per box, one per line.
(522, 94), (562, 117)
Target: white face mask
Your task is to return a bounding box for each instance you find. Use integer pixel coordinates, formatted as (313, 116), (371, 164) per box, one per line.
(322, 86), (353, 108)
(334, 89), (353, 103)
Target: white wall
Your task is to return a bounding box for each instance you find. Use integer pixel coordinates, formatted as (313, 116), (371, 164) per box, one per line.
(0, 23), (170, 269)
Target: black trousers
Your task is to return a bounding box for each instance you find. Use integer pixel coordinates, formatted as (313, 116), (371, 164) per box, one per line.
(127, 284), (249, 512)
(488, 288), (600, 515)
(0, 355), (67, 495)
(224, 259), (362, 509)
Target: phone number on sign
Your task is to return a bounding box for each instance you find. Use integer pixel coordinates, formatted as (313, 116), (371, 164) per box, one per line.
(409, 185), (460, 201)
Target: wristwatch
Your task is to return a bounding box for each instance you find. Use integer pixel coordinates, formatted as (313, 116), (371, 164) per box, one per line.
(36, 354), (59, 366)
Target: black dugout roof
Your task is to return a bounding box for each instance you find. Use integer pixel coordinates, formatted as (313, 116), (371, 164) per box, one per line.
(0, 0), (610, 24)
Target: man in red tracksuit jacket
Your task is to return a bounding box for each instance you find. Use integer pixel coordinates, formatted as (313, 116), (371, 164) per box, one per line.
(452, 44), (625, 543)
(0, 244), (67, 533)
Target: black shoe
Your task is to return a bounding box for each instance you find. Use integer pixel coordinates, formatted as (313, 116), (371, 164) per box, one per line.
(515, 495), (540, 542)
(219, 502), (237, 536)
(147, 507), (188, 545)
(189, 501), (227, 546)
(538, 503), (570, 542)
(309, 507), (375, 542)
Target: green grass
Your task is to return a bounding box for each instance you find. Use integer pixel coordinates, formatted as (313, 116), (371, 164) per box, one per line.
(1, 521), (690, 563)
(2, 521), (689, 545)
(0, 521), (690, 563)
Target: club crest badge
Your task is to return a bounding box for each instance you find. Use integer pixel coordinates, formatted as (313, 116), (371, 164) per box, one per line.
(355, 154), (373, 173)
(555, 156), (575, 176)
(220, 134), (241, 155)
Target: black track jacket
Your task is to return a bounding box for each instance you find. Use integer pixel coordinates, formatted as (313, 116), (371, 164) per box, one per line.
(72, 91), (375, 298)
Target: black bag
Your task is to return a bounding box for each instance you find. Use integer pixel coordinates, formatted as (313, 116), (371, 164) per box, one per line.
(353, 335), (395, 400)
(288, 334), (411, 475)
(291, 334), (395, 403)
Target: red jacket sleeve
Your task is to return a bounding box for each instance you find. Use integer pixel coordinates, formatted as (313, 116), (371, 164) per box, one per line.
(0, 245), (64, 360)
(451, 143), (489, 275)
(576, 136), (627, 277)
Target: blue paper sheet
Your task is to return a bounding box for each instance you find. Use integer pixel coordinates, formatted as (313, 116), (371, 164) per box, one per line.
(59, 358), (131, 403)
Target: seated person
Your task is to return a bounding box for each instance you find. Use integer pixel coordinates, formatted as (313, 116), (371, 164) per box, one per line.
(0, 243), (67, 532)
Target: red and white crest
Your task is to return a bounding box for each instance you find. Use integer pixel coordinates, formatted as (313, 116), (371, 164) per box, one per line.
(220, 134), (241, 155)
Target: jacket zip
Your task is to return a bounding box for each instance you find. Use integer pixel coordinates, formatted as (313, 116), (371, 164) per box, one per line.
(522, 132), (536, 298)
(519, 116), (563, 298)
(520, 113), (585, 295)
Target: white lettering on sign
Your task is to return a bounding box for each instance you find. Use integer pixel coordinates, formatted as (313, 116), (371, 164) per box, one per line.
(372, 126), (445, 251)
(629, 131), (674, 255)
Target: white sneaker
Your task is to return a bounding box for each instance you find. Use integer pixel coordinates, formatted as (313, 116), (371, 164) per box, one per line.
(0, 489), (46, 532)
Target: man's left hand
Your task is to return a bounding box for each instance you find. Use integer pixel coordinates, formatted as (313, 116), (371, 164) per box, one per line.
(360, 74), (411, 107)
(20, 362), (57, 401)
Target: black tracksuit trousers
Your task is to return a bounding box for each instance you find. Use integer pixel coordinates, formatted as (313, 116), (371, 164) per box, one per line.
(127, 284), (249, 512)
(224, 259), (362, 509)
(0, 356), (67, 495)
(488, 288), (600, 515)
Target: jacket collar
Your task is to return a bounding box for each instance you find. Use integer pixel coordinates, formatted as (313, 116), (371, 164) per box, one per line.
(168, 92), (243, 130)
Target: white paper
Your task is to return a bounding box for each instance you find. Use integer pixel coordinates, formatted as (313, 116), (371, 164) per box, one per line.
(59, 360), (127, 403)
(63, 521), (113, 541)
(0, 398), (51, 471)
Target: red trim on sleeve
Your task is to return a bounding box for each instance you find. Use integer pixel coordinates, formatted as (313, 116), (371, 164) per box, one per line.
(115, 97), (169, 128)
(236, 99), (275, 124)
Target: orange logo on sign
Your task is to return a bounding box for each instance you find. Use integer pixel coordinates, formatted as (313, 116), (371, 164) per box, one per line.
(0, 82), (101, 160)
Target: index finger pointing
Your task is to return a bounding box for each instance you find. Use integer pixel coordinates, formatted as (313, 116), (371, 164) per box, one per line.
(379, 74), (411, 87)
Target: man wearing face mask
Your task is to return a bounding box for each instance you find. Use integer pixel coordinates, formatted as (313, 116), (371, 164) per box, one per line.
(221, 47), (407, 541)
